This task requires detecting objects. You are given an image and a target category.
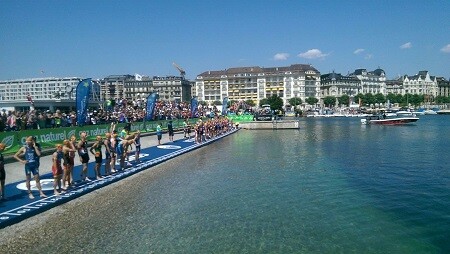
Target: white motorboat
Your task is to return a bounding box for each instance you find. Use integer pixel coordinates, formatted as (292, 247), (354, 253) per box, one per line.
(361, 114), (419, 125)
(424, 110), (437, 115)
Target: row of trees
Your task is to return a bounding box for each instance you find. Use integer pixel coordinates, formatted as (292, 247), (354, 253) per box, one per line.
(259, 95), (318, 111)
(262, 93), (450, 110)
(324, 93), (449, 107)
(208, 93), (450, 112)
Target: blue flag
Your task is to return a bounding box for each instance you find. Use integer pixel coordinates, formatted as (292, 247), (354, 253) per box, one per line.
(190, 97), (198, 118)
(222, 97), (229, 115)
(145, 93), (159, 121)
(76, 79), (92, 126)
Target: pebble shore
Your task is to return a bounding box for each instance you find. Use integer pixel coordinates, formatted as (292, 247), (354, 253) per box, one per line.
(0, 132), (188, 253)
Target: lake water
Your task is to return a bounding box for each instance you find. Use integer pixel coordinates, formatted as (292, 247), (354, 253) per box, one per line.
(4, 115), (450, 253)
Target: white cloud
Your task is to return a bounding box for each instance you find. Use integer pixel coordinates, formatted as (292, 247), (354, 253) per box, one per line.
(354, 48), (365, 54)
(441, 44), (450, 53)
(364, 54), (373, 60)
(400, 42), (412, 49)
(298, 49), (328, 59)
(273, 53), (289, 61)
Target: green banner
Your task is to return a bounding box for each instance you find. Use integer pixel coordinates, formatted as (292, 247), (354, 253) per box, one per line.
(0, 131), (19, 155)
(227, 114), (254, 122)
(0, 118), (200, 156)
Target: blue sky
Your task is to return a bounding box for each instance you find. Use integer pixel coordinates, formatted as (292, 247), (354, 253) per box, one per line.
(1, 0), (449, 81)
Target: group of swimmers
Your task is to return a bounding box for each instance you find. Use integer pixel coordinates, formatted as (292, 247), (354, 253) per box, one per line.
(0, 117), (236, 200)
(192, 117), (234, 144)
(1, 124), (140, 199)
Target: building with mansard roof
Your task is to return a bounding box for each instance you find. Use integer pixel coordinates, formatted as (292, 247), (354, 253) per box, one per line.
(349, 68), (386, 95)
(320, 71), (360, 98)
(385, 78), (404, 95)
(401, 71), (438, 97)
(437, 77), (450, 98)
(195, 64), (320, 107)
(320, 68), (386, 100)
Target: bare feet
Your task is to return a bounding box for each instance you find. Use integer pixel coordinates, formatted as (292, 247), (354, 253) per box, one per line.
(28, 193), (35, 199)
(40, 193), (47, 198)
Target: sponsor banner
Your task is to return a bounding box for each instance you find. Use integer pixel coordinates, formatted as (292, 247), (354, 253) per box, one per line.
(190, 97), (198, 118)
(0, 132), (20, 153)
(145, 93), (159, 121)
(0, 119), (201, 156)
(227, 114), (254, 122)
(76, 79), (92, 126)
(222, 97), (229, 115)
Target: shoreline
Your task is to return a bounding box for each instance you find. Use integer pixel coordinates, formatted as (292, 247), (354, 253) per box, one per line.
(0, 127), (239, 230)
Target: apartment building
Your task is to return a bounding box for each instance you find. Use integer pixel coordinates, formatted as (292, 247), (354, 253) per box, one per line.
(400, 71), (438, 96)
(320, 71), (361, 98)
(350, 68), (386, 95)
(151, 76), (191, 102)
(102, 74), (191, 102)
(195, 64), (321, 106)
(0, 77), (101, 111)
(437, 77), (450, 98)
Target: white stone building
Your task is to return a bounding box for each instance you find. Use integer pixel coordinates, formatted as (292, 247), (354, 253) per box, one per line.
(400, 71), (438, 96)
(350, 69), (386, 95)
(0, 77), (101, 111)
(195, 64), (321, 106)
(320, 71), (361, 98)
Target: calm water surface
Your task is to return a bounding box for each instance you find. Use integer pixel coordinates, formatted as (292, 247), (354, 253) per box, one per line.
(12, 115), (450, 253)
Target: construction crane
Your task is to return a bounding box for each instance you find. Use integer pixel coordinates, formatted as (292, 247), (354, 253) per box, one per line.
(172, 62), (186, 79)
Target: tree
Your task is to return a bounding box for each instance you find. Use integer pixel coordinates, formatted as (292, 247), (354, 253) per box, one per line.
(259, 98), (269, 107)
(288, 97), (302, 110)
(323, 96), (336, 107)
(374, 93), (386, 105)
(267, 94), (283, 111)
(213, 100), (222, 106)
(245, 99), (256, 107)
(386, 93), (397, 104)
(394, 94), (403, 104)
(410, 94), (424, 106)
(305, 97), (318, 106)
(435, 96), (450, 103)
(401, 93), (413, 106)
(354, 93), (364, 105)
(363, 93), (375, 106)
(338, 94), (350, 106)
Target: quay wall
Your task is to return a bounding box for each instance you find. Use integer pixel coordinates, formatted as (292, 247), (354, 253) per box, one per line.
(240, 120), (299, 130)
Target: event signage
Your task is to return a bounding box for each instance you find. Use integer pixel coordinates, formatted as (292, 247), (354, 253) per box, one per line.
(0, 118), (198, 155)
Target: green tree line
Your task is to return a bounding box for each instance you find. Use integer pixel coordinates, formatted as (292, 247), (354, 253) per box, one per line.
(205, 93), (450, 111)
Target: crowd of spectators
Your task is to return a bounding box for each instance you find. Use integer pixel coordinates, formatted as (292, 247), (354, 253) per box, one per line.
(0, 98), (248, 132)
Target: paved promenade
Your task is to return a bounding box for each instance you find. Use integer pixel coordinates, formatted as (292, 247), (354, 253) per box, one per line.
(0, 129), (238, 229)
(4, 131), (186, 185)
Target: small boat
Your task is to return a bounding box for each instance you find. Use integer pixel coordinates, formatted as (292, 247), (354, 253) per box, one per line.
(361, 114), (419, 125)
(424, 109), (437, 115)
(396, 110), (414, 116)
